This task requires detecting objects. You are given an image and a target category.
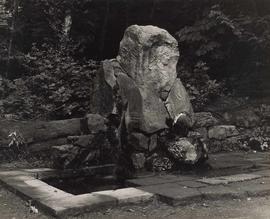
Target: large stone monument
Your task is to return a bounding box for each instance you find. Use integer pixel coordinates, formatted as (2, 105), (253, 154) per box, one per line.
(94, 25), (208, 172)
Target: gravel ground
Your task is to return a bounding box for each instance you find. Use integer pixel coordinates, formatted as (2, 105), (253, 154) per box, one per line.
(0, 186), (48, 219)
(0, 184), (270, 219)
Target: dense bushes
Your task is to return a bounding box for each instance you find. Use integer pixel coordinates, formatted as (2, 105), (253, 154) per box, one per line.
(1, 0), (101, 120)
(1, 44), (99, 120)
(4, 0), (98, 56)
(176, 4), (270, 110)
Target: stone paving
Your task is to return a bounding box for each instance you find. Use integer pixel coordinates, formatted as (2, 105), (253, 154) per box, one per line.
(197, 173), (262, 185)
(127, 151), (270, 206)
(0, 151), (269, 217)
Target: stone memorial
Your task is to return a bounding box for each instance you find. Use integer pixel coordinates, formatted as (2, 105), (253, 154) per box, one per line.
(100, 25), (208, 171)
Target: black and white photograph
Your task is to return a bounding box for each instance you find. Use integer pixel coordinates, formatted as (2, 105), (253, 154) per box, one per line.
(0, 0), (270, 218)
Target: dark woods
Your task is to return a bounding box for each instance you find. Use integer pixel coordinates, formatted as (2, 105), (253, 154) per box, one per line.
(0, 0), (270, 120)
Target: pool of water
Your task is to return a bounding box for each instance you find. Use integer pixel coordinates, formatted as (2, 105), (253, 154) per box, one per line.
(43, 175), (125, 195)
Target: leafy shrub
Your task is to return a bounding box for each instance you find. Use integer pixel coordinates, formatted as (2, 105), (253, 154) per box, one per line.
(1, 44), (100, 120)
(176, 5), (241, 75)
(4, 0), (98, 56)
(176, 4), (270, 110)
(179, 61), (225, 111)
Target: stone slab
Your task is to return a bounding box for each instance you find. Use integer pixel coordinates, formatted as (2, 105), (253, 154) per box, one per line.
(22, 168), (54, 173)
(0, 170), (30, 177)
(158, 174), (196, 182)
(227, 177), (270, 197)
(140, 183), (202, 206)
(126, 174), (196, 187)
(0, 176), (73, 202)
(251, 169), (270, 177)
(198, 174), (262, 185)
(2, 174), (35, 182)
(0, 168), (58, 180)
(39, 193), (117, 217)
(208, 153), (253, 170)
(208, 125), (239, 140)
(126, 176), (168, 186)
(177, 180), (207, 188)
(93, 187), (154, 204)
(198, 185), (243, 200)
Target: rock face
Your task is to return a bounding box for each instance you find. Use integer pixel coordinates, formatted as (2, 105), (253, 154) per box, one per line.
(116, 25), (180, 134)
(101, 25), (195, 134)
(131, 153), (146, 169)
(127, 132), (149, 151)
(0, 113), (109, 156)
(90, 67), (115, 115)
(103, 25), (194, 134)
(116, 71), (169, 133)
(67, 135), (94, 148)
(194, 112), (219, 128)
(165, 79), (194, 127)
(223, 108), (260, 128)
(0, 118), (82, 151)
(86, 114), (107, 133)
(94, 25), (208, 170)
(117, 25), (179, 101)
(193, 128), (208, 140)
(99, 25), (205, 171)
(52, 131), (114, 169)
(208, 125), (239, 140)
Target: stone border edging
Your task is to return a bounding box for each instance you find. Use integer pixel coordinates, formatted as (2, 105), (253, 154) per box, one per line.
(0, 167), (270, 217)
(0, 167), (154, 217)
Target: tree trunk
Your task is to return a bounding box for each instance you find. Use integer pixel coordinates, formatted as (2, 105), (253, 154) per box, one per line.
(99, 0), (110, 59)
(6, 0), (18, 78)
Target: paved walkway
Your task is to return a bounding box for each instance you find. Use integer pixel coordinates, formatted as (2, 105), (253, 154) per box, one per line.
(127, 151), (270, 206)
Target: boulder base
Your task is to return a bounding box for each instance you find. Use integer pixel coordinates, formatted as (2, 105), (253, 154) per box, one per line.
(194, 112), (219, 128)
(208, 125), (239, 140)
(167, 137), (208, 165)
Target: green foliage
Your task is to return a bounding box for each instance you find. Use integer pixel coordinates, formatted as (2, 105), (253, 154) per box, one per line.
(1, 44), (100, 120)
